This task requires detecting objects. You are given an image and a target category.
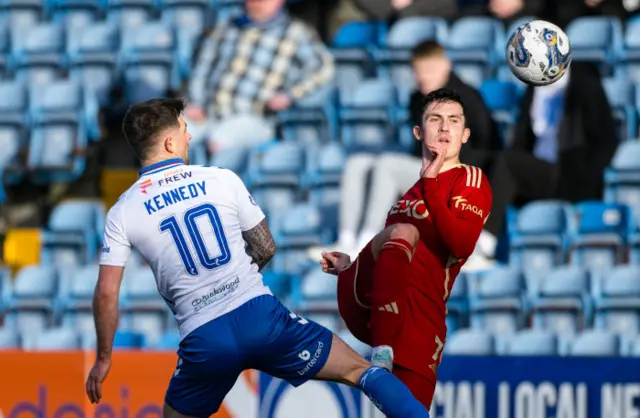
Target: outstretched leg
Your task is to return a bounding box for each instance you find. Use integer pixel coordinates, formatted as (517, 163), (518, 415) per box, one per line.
(315, 334), (430, 418)
(370, 223), (420, 371)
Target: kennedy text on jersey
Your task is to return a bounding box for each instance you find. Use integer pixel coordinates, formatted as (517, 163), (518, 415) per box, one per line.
(144, 181), (207, 214)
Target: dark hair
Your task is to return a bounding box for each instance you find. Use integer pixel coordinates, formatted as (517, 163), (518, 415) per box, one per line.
(122, 98), (185, 160)
(421, 88), (467, 127)
(411, 40), (445, 60)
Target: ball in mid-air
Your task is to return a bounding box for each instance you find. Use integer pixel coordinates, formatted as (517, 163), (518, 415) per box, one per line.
(506, 20), (572, 86)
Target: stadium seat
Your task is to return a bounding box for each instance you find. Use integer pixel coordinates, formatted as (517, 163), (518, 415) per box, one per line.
(339, 78), (398, 151)
(569, 330), (620, 356)
(445, 329), (494, 355)
(10, 22), (65, 87)
(565, 17), (623, 74)
(0, 80), (29, 186)
(593, 265), (640, 335)
(0, 327), (21, 349)
(41, 199), (105, 266)
(291, 267), (337, 311)
(6, 265), (58, 334)
(602, 76), (637, 141)
(570, 201), (631, 271)
(530, 266), (592, 336)
(469, 267), (525, 336)
(122, 267), (169, 346)
(209, 147), (249, 174)
(603, 141), (640, 223)
(338, 329), (371, 357)
(618, 17), (640, 83)
(478, 79), (519, 144)
(626, 337), (640, 357)
(211, 0), (242, 25)
(106, 0), (154, 29)
(48, 0), (101, 31)
(304, 312), (341, 333)
(160, 0), (210, 46)
(277, 87), (336, 144)
(67, 22), (119, 106)
(330, 21), (379, 93)
(446, 17), (503, 87)
(0, 0), (43, 40)
(0, 268), (11, 311)
(0, 18), (9, 75)
(446, 273), (468, 333)
(153, 329), (181, 350)
(59, 263), (99, 333)
(23, 327), (81, 350)
(119, 21), (179, 103)
(509, 200), (574, 272)
(503, 329), (558, 356)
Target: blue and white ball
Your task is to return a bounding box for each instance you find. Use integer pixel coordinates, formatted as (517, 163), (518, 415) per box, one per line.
(506, 20), (572, 86)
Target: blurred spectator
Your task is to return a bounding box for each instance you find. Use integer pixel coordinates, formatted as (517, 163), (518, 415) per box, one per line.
(460, 0), (543, 23)
(287, 0), (341, 42)
(354, 0), (458, 21)
(476, 63), (618, 263)
(185, 0), (334, 153)
(541, 0), (632, 29)
(315, 41), (498, 256)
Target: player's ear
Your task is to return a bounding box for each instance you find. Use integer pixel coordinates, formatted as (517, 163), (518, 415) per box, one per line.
(462, 126), (470, 144)
(413, 126), (422, 141)
(164, 134), (174, 154)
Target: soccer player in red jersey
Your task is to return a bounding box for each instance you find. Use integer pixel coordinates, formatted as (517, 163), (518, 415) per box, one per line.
(320, 88), (493, 410)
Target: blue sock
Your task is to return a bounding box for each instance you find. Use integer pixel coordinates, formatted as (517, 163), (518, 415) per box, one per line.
(358, 366), (430, 418)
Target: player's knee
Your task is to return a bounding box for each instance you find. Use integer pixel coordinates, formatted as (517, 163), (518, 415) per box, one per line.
(389, 223), (420, 248)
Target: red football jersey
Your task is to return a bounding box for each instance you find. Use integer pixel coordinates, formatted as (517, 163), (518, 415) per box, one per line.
(384, 164), (492, 377)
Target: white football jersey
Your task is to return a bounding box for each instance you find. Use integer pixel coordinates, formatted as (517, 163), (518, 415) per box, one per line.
(99, 159), (272, 339)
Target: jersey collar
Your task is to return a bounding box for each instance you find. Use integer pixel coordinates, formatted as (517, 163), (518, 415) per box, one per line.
(139, 158), (185, 177)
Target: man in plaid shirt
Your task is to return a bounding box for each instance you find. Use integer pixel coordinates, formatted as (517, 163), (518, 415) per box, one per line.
(186, 0), (334, 124)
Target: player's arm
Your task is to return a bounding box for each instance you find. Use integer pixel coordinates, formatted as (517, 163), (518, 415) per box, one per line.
(94, 200), (132, 360)
(421, 166), (492, 259)
(242, 219), (276, 271)
(229, 170), (276, 271)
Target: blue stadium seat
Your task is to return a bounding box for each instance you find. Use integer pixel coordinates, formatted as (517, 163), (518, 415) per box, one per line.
(509, 200), (573, 272)
(106, 0), (153, 29)
(67, 22), (119, 105)
(531, 266), (592, 336)
(478, 79), (519, 144)
(6, 265), (58, 334)
(375, 17), (448, 100)
(113, 330), (146, 349)
(211, 0), (242, 25)
(0, 18), (9, 74)
(160, 0), (209, 45)
(0, 0), (43, 38)
(330, 21), (379, 93)
(59, 263), (99, 333)
(41, 199), (105, 266)
(152, 329), (180, 350)
(626, 337), (640, 357)
(209, 147), (249, 174)
(339, 78), (398, 151)
(0, 80), (29, 187)
(593, 265), (640, 336)
(602, 76), (637, 141)
(469, 267), (525, 336)
(338, 329), (371, 357)
(122, 267), (168, 346)
(603, 141), (640, 223)
(504, 329), (558, 356)
(446, 273), (468, 333)
(303, 141), (345, 227)
(444, 329), (494, 355)
(0, 327), (21, 349)
(304, 312), (341, 333)
(565, 17), (622, 74)
(277, 87), (337, 144)
(618, 17), (640, 83)
(10, 21), (65, 87)
(119, 21), (179, 103)
(48, 0), (101, 31)
(292, 267), (338, 312)
(446, 17), (503, 87)
(570, 201), (631, 271)
(569, 330), (620, 356)
(24, 327), (81, 350)
(0, 268), (11, 313)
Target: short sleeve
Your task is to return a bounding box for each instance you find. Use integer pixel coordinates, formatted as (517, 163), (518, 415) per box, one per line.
(227, 170), (265, 231)
(99, 199), (132, 266)
(449, 165), (493, 225)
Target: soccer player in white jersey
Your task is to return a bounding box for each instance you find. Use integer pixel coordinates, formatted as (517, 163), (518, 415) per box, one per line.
(84, 98), (431, 418)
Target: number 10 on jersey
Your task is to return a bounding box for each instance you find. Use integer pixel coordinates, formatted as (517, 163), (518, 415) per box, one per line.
(160, 203), (231, 276)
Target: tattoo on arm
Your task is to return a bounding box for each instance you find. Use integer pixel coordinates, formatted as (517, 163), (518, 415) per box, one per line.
(242, 219), (276, 271)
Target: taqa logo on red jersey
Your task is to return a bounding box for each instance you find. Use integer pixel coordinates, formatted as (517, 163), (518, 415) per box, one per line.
(452, 196), (483, 217)
(389, 200), (430, 219)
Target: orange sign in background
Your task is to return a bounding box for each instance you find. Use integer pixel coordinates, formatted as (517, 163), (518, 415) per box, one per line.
(0, 352), (257, 418)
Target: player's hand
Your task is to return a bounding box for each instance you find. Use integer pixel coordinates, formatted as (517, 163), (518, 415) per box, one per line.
(421, 142), (448, 179)
(320, 251), (351, 275)
(86, 357), (112, 404)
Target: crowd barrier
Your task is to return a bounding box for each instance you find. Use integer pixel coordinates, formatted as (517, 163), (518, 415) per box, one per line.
(1, 351), (639, 418)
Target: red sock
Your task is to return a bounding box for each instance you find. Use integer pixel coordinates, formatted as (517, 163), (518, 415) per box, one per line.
(370, 238), (413, 348)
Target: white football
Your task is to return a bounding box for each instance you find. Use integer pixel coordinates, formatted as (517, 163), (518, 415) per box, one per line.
(506, 20), (572, 86)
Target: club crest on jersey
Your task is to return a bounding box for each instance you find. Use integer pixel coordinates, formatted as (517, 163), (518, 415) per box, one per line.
(249, 195), (258, 206)
(452, 196), (483, 217)
(389, 200), (430, 219)
(139, 178), (153, 194)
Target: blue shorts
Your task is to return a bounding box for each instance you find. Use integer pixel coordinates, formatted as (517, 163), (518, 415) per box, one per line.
(165, 295), (333, 417)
